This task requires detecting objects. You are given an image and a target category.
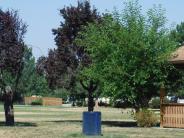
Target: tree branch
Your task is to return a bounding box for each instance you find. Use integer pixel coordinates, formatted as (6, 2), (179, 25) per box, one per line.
(80, 80), (89, 90)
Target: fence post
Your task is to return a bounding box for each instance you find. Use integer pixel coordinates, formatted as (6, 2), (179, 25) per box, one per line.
(160, 86), (165, 128)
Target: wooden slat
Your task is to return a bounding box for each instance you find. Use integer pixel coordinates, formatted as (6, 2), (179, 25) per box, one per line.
(24, 97), (62, 106)
(161, 103), (184, 128)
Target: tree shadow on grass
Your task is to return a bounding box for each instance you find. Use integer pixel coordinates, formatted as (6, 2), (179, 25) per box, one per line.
(49, 120), (137, 127)
(102, 120), (137, 127)
(0, 121), (37, 127)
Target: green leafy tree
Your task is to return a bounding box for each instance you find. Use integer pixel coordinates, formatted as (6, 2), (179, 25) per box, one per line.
(170, 22), (184, 46)
(169, 22), (184, 96)
(17, 47), (50, 97)
(76, 1), (177, 111)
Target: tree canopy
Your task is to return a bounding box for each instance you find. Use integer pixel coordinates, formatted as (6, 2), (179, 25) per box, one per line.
(17, 47), (51, 97)
(170, 22), (184, 46)
(76, 1), (178, 110)
(0, 9), (27, 93)
(50, 0), (100, 89)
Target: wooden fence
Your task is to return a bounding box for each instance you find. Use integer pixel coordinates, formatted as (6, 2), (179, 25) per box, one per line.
(42, 97), (62, 106)
(160, 87), (184, 128)
(24, 97), (62, 106)
(24, 97), (38, 105)
(160, 103), (184, 128)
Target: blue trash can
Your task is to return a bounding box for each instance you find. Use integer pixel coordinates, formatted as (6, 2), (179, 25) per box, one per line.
(82, 111), (101, 135)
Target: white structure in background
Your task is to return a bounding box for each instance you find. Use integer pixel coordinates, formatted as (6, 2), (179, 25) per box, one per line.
(98, 97), (110, 104)
(177, 98), (184, 104)
(84, 97), (110, 105)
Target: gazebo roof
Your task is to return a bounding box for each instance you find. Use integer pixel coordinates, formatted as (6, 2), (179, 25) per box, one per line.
(170, 46), (184, 64)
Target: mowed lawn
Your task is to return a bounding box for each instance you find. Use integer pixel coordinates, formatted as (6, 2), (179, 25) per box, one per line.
(0, 105), (183, 138)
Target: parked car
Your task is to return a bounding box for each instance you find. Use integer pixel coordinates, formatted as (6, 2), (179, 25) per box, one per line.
(177, 98), (184, 103)
(170, 96), (178, 103)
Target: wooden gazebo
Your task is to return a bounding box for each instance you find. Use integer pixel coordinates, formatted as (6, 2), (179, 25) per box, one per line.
(160, 46), (184, 128)
(170, 46), (184, 68)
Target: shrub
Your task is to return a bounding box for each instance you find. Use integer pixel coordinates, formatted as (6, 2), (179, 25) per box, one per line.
(53, 88), (69, 101)
(113, 100), (132, 108)
(149, 97), (160, 109)
(149, 97), (169, 109)
(135, 109), (158, 127)
(31, 98), (43, 105)
(76, 101), (83, 107)
(98, 101), (108, 107)
(74, 100), (87, 107)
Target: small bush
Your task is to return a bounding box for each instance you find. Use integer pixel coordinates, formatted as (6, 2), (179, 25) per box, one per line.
(74, 100), (87, 107)
(31, 99), (43, 105)
(113, 100), (132, 108)
(149, 97), (169, 109)
(98, 101), (109, 107)
(53, 88), (69, 100)
(135, 109), (158, 127)
(76, 101), (83, 107)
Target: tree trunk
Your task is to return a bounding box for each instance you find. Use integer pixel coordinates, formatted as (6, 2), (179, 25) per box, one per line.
(3, 87), (14, 126)
(4, 102), (14, 126)
(88, 90), (94, 112)
(80, 80), (97, 112)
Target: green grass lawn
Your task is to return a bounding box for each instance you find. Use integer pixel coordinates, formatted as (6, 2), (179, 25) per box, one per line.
(0, 105), (183, 138)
